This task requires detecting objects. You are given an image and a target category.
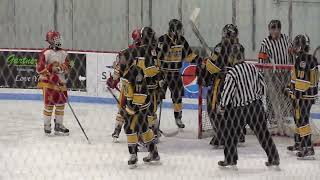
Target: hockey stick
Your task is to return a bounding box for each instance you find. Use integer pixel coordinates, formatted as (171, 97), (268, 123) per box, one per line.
(63, 93), (91, 144)
(157, 100), (180, 137)
(313, 46), (320, 64)
(189, 8), (212, 57)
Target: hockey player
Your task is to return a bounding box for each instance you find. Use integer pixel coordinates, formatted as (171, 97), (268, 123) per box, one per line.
(198, 24), (246, 147)
(119, 28), (160, 167)
(37, 30), (70, 136)
(157, 19), (199, 128)
(285, 34), (318, 158)
(133, 27), (162, 142)
(108, 28), (142, 141)
(218, 44), (280, 167)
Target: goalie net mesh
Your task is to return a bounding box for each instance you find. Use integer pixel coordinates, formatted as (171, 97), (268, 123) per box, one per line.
(198, 63), (320, 146)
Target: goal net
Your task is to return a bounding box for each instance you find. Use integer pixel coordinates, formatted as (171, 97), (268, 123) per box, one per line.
(198, 63), (320, 146)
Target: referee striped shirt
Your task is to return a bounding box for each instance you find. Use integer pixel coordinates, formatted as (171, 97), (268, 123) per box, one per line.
(258, 34), (291, 64)
(220, 62), (266, 108)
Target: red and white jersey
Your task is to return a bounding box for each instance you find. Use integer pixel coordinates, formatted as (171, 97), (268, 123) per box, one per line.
(37, 48), (69, 84)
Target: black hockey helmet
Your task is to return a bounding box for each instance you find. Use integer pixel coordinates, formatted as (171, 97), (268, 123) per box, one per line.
(229, 43), (245, 65)
(293, 34), (310, 53)
(141, 26), (156, 45)
(222, 24), (238, 39)
(169, 19), (184, 36)
(268, 20), (281, 30)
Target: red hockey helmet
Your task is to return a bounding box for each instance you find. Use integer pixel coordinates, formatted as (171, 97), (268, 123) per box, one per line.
(131, 28), (141, 43)
(46, 30), (62, 48)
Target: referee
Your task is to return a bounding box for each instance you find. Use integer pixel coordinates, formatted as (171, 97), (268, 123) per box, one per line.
(218, 44), (280, 167)
(258, 19), (293, 128)
(258, 19), (291, 64)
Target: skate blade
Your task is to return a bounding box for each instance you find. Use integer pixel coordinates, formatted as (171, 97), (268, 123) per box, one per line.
(267, 165), (281, 171)
(128, 164), (138, 169)
(286, 151), (297, 156)
(218, 165), (238, 171)
(212, 145), (224, 150)
(112, 138), (119, 143)
(297, 156), (316, 160)
(45, 133), (54, 137)
(54, 132), (70, 136)
(144, 159), (161, 165)
(237, 143), (245, 148)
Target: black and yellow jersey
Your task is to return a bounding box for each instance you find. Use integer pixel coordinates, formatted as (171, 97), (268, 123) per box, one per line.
(288, 53), (319, 101)
(121, 64), (150, 113)
(157, 34), (198, 73)
(114, 47), (135, 79)
(204, 42), (245, 76)
(133, 44), (161, 90)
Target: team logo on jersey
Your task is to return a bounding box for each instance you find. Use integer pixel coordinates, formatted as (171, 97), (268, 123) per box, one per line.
(181, 64), (198, 94)
(300, 61), (306, 69)
(214, 46), (221, 53)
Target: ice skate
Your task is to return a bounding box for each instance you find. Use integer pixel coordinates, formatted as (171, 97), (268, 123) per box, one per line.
(175, 118), (185, 129)
(44, 124), (52, 136)
(112, 126), (121, 143)
(143, 151), (160, 164)
(54, 120), (69, 136)
(128, 154), (138, 169)
(218, 160), (237, 170)
(297, 147), (315, 160)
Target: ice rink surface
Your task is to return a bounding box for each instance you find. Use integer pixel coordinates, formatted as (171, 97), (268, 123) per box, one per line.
(1, 99), (320, 180)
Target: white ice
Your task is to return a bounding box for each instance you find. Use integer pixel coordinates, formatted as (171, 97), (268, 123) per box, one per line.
(0, 99), (320, 180)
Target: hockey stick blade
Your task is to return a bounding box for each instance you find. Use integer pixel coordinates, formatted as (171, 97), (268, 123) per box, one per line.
(190, 7), (200, 23)
(189, 8), (212, 57)
(159, 129), (179, 137)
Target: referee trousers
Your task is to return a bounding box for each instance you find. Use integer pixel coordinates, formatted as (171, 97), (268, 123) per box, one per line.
(224, 100), (279, 163)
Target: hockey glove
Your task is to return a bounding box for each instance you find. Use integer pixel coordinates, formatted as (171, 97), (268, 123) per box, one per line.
(107, 73), (119, 89)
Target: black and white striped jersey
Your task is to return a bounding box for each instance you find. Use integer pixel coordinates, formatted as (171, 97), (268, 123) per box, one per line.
(258, 34), (291, 64)
(220, 62), (266, 108)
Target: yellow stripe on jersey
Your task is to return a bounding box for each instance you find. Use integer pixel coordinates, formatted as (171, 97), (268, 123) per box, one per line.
(38, 82), (67, 92)
(141, 129), (154, 144)
(132, 94), (147, 105)
(136, 58), (145, 70)
(211, 78), (222, 111)
(206, 58), (221, 74)
(294, 105), (301, 119)
(127, 133), (138, 144)
(310, 68), (319, 86)
(295, 79), (311, 92)
(164, 46), (183, 62)
(121, 79), (134, 99)
(185, 53), (198, 62)
(126, 106), (136, 116)
(144, 66), (159, 77)
(298, 124), (311, 137)
(129, 115), (138, 130)
(148, 115), (156, 126)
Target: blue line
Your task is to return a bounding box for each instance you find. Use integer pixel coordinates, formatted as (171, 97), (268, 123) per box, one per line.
(1, 93), (320, 119)
(0, 93), (198, 110)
